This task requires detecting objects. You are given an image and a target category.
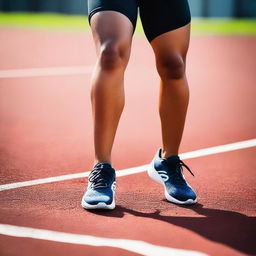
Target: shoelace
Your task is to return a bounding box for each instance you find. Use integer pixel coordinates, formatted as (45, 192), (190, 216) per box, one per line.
(167, 160), (195, 184)
(180, 160), (195, 177)
(89, 166), (113, 189)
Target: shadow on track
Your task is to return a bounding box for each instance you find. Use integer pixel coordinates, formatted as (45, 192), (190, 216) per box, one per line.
(89, 203), (256, 255)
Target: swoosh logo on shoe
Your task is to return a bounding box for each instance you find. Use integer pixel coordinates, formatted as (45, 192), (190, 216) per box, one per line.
(111, 181), (116, 191)
(158, 171), (169, 182)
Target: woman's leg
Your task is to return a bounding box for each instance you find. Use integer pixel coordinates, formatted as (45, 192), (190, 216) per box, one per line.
(89, 11), (134, 164)
(150, 24), (191, 158)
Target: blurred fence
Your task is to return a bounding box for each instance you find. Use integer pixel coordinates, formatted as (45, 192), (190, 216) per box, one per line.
(0, 0), (255, 17)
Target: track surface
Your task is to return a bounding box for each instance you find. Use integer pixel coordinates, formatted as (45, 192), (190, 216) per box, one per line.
(0, 28), (256, 256)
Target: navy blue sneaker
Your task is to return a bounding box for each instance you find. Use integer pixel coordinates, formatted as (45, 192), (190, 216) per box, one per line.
(148, 149), (197, 205)
(81, 162), (116, 210)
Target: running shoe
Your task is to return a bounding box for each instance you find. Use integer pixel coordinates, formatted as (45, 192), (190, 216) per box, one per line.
(81, 162), (116, 210)
(148, 149), (197, 204)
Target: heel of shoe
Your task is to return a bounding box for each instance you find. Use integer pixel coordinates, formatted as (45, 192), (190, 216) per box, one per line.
(147, 162), (164, 185)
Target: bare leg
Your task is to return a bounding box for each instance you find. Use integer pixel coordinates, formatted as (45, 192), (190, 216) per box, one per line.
(150, 24), (191, 158)
(89, 11), (134, 164)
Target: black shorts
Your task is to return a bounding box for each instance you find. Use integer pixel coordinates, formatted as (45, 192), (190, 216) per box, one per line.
(88, 0), (191, 42)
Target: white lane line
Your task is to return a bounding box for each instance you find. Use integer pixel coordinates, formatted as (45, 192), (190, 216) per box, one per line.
(0, 172), (91, 192)
(0, 224), (207, 256)
(0, 164), (149, 192)
(0, 138), (255, 192)
(179, 138), (256, 159)
(0, 65), (93, 78)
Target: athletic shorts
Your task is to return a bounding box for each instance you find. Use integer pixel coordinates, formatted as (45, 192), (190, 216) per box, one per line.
(88, 0), (191, 42)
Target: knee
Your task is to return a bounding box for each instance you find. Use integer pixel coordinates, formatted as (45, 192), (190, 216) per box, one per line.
(156, 54), (185, 80)
(98, 41), (129, 71)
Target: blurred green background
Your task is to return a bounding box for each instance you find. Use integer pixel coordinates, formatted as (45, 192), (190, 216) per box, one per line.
(0, 0), (255, 35)
(1, 0), (256, 17)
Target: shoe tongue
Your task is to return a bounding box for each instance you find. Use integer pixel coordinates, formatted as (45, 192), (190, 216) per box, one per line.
(166, 155), (180, 164)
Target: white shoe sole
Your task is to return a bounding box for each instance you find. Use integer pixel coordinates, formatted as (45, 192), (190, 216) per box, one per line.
(147, 162), (197, 205)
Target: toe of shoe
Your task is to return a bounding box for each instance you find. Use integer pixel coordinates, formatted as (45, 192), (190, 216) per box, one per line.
(170, 186), (197, 202)
(83, 189), (113, 205)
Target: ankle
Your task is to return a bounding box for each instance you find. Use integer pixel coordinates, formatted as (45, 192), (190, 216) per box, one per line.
(94, 159), (112, 167)
(161, 148), (178, 159)
(93, 151), (112, 166)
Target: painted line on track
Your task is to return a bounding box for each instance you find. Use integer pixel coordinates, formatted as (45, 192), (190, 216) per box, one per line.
(0, 65), (93, 78)
(0, 224), (207, 256)
(0, 138), (255, 192)
(179, 138), (256, 159)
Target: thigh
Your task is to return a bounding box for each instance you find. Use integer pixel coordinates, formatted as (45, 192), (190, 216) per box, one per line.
(90, 11), (135, 55)
(139, 0), (191, 42)
(150, 24), (190, 61)
(88, 0), (139, 58)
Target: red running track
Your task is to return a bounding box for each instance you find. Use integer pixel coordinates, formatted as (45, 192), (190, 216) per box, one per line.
(0, 28), (255, 256)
